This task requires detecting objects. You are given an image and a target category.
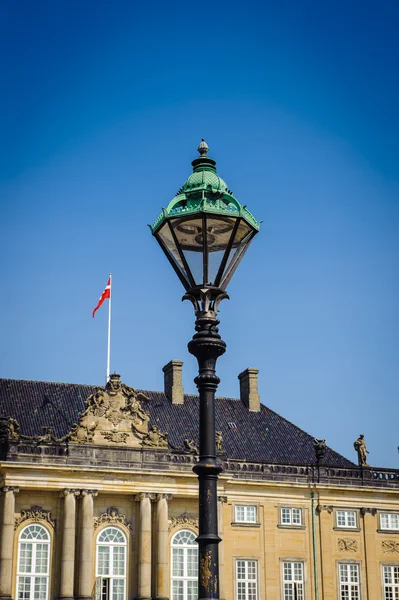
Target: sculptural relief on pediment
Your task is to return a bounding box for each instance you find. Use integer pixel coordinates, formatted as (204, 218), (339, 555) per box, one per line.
(68, 373), (151, 447)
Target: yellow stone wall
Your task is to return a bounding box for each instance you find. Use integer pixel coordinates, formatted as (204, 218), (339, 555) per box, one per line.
(2, 463), (399, 600)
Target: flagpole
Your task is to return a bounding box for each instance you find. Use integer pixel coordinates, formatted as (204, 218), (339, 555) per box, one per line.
(106, 273), (112, 384)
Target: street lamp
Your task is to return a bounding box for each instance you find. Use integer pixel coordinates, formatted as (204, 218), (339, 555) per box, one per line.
(150, 140), (260, 600)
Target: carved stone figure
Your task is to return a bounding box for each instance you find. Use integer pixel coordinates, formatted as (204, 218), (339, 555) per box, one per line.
(216, 431), (223, 452)
(142, 425), (168, 448)
(67, 372), (150, 447)
(184, 439), (199, 454)
(0, 417), (20, 443)
(33, 427), (63, 445)
(313, 438), (327, 464)
(354, 434), (369, 467)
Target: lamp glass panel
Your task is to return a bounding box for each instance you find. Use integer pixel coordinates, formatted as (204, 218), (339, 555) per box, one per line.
(205, 216), (237, 285)
(156, 222), (191, 286)
(220, 225), (255, 289)
(171, 217), (205, 285)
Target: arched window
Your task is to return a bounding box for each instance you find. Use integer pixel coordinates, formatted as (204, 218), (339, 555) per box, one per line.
(95, 527), (127, 600)
(171, 530), (198, 600)
(17, 524), (51, 600)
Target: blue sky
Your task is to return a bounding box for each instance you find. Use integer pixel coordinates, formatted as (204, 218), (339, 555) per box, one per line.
(1, 0), (398, 467)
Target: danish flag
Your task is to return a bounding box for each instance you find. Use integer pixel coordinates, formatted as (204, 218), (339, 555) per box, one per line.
(92, 278), (111, 318)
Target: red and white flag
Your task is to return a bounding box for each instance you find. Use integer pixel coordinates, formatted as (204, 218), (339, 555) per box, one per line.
(92, 278), (111, 318)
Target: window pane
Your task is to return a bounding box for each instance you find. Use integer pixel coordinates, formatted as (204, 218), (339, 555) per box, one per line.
(172, 548), (184, 577)
(17, 577), (31, 600)
(236, 560), (258, 600)
(187, 580), (198, 600)
(35, 544), (49, 575)
(112, 547), (125, 577)
(172, 580), (183, 600)
(112, 579), (125, 600)
(33, 577), (48, 600)
(98, 547), (110, 576)
(19, 544), (33, 574)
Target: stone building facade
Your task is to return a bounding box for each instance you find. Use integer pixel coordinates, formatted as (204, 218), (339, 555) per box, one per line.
(0, 365), (398, 600)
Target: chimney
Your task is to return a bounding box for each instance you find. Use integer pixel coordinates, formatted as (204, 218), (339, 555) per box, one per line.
(163, 360), (184, 405)
(238, 368), (260, 412)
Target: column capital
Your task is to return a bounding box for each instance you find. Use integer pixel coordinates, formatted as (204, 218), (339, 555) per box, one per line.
(0, 486), (19, 494)
(59, 488), (80, 498)
(79, 489), (98, 497)
(217, 495), (228, 503)
(156, 494), (172, 501)
(135, 492), (156, 502)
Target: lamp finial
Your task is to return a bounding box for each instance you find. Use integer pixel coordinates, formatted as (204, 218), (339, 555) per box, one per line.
(197, 138), (209, 156)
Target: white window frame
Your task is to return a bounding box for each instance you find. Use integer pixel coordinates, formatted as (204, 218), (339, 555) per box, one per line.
(170, 529), (198, 600)
(338, 562), (361, 600)
(382, 565), (399, 600)
(235, 505), (257, 524)
(17, 523), (51, 600)
(281, 560), (305, 600)
(280, 507), (302, 527)
(236, 559), (258, 600)
(336, 510), (358, 529)
(380, 513), (399, 531)
(95, 526), (127, 600)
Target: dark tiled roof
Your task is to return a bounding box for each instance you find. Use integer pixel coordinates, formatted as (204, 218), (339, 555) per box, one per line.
(0, 378), (354, 467)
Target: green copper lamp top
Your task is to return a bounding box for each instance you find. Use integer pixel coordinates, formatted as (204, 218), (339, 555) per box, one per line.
(150, 140), (261, 233)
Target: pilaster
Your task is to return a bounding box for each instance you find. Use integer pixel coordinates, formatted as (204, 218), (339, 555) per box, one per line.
(0, 486), (19, 600)
(77, 489), (98, 600)
(59, 489), (80, 600)
(135, 493), (155, 600)
(156, 494), (172, 600)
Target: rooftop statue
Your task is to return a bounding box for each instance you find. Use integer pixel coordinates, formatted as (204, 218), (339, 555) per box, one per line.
(354, 434), (370, 467)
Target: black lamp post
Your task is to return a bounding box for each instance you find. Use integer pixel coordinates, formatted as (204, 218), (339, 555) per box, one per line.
(150, 140), (260, 600)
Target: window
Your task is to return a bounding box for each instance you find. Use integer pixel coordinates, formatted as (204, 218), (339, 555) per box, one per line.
(281, 508), (302, 527)
(381, 513), (399, 531)
(95, 527), (127, 600)
(336, 511), (357, 529)
(171, 530), (198, 600)
(338, 563), (360, 600)
(383, 565), (399, 599)
(235, 506), (257, 523)
(17, 524), (51, 600)
(236, 560), (257, 600)
(282, 561), (304, 600)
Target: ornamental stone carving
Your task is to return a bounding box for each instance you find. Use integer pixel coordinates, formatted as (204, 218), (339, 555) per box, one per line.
(15, 505), (55, 530)
(168, 513), (198, 531)
(316, 505), (334, 514)
(67, 372), (150, 447)
(101, 430), (129, 444)
(94, 507), (131, 530)
(216, 431), (223, 452)
(360, 507), (377, 516)
(382, 540), (399, 554)
(142, 425), (168, 448)
(338, 538), (358, 552)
